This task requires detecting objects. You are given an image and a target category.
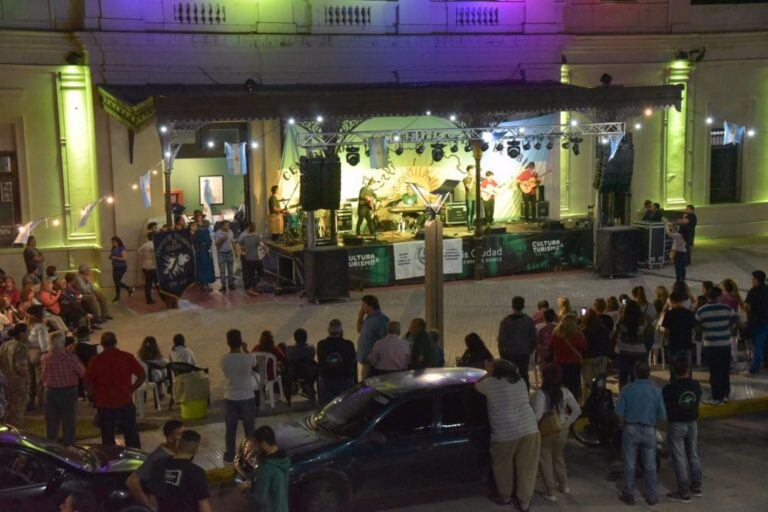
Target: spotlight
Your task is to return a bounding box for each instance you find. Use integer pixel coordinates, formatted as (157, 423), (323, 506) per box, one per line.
(533, 140), (542, 151)
(207, 140), (215, 148)
(644, 108), (653, 117)
(600, 73), (613, 86)
(519, 127), (526, 134)
(415, 143), (425, 155)
(431, 143), (445, 162)
(132, 184), (139, 190)
(747, 129), (756, 137)
(522, 140), (531, 151)
(316, 115), (324, 123)
(250, 141), (259, 149)
(393, 135), (401, 142)
(395, 145), (404, 156)
(506, 140), (521, 159)
(634, 123), (642, 130)
(561, 140), (570, 150)
(706, 117), (713, 125)
(159, 125), (168, 133)
(464, 142), (472, 152)
(425, 110), (432, 116)
(152, 170), (158, 176)
(571, 137), (583, 156)
(164, 151), (171, 158)
(449, 114), (457, 122)
(601, 137), (609, 145)
(494, 141), (505, 152)
(450, 143), (459, 153)
(17, 226), (24, 233)
(288, 118), (296, 125)
(546, 139), (554, 150)
(346, 146), (360, 166)
(570, 119), (578, 127)
(481, 141), (489, 152)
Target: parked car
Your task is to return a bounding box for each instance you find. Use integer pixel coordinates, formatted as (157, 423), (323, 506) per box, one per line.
(0, 424), (146, 511)
(236, 368), (491, 511)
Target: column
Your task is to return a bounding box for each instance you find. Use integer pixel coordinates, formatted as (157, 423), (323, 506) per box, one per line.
(248, 120), (283, 233)
(663, 59), (692, 208)
(559, 64), (572, 217)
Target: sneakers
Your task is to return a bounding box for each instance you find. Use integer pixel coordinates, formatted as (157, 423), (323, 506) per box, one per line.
(702, 397), (725, 406)
(691, 488), (703, 497)
(540, 493), (558, 502)
(619, 492), (635, 505)
(559, 486), (571, 495)
(667, 492), (692, 503)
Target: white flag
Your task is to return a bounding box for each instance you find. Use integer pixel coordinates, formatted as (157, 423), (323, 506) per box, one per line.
(13, 220), (44, 245)
(78, 200), (100, 228)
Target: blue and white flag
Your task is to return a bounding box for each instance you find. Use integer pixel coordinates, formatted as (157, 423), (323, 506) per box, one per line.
(13, 219), (44, 245)
(723, 122), (744, 145)
(608, 132), (625, 160)
(78, 200), (101, 228)
(139, 170), (152, 208)
(225, 142), (248, 175)
(202, 178), (214, 219)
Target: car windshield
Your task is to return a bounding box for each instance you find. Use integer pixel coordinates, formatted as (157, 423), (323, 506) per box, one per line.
(20, 434), (96, 471)
(311, 385), (390, 437)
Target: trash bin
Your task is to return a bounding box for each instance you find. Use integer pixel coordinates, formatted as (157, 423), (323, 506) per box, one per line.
(181, 399), (208, 420)
(173, 371), (210, 420)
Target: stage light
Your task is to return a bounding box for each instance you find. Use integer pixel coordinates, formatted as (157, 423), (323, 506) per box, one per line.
(431, 143), (445, 162)
(288, 118), (295, 125)
(601, 137), (609, 145)
(522, 140), (531, 151)
(519, 127), (526, 134)
(17, 226), (24, 233)
(449, 114), (457, 122)
(506, 140), (521, 159)
(546, 139), (554, 150)
(393, 135), (401, 142)
(706, 117), (713, 125)
(316, 115), (324, 123)
(52, 219), (60, 227)
(206, 140), (215, 148)
(570, 119), (578, 127)
(634, 123), (642, 130)
(482, 132), (494, 143)
(159, 125), (168, 133)
(106, 196), (114, 204)
(747, 128), (756, 137)
(494, 141), (504, 152)
(481, 141), (489, 152)
(132, 184), (139, 190)
(346, 146), (360, 166)
(425, 110), (431, 116)
(561, 140), (570, 150)
(571, 137), (583, 156)
(395, 145), (404, 156)
(644, 108), (653, 117)
(450, 143), (459, 153)
(415, 143), (425, 155)
(534, 140), (542, 151)
(249, 141), (258, 149)
(152, 170), (159, 176)
(164, 151), (171, 158)
(464, 142), (472, 152)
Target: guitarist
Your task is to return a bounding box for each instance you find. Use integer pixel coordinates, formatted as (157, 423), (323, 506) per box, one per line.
(356, 178), (377, 236)
(516, 162), (541, 222)
(480, 171), (499, 227)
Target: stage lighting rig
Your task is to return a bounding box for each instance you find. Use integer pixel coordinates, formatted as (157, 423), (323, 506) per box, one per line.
(415, 143), (425, 155)
(450, 143), (459, 153)
(546, 139), (554, 150)
(533, 140), (542, 151)
(494, 141), (505, 152)
(346, 146), (360, 166)
(464, 142), (472, 153)
(395, 145), (404, 156)
(522, 140), (531, 151)
(431, 143), (445, 162)
(506, 140), (521, 159)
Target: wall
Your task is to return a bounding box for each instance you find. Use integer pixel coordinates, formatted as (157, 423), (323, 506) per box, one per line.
(171, 157), (245, 214)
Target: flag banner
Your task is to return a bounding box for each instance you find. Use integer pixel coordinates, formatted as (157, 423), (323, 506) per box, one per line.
(154, 229), (196, 299)
(608, 132), (624, 160)
(139, 170), (152, 208)
(393, 238), (463, 281)
(723, 122), (744, 145)
(78, 200), (100, 228)
(225, 142), (248, 175)
(13, 220), (44, 245)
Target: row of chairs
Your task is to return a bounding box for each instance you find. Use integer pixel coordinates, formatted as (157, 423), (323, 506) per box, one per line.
(134, 361), (209, 416)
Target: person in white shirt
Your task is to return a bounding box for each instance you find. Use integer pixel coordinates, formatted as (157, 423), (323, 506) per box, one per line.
(136, 234), (158, 305)
(169, 333), (198, 367)
(532, 363), (582, 502)
(219, 329), (257, 464)
(214, 221), (236, 292)
(367, 321), (410, 374)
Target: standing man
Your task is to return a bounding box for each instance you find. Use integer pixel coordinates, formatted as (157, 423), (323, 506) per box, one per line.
(745, 270), (768, 376)
(149, 430), (212, 512)
(220, 329), (257, 464)
(615, 361), (667, 506)
(126, 420), (185, 510)
(75, 265), (111, 321)
(356, 178), (377, 236)
(516, 162), (540, 222)
(41, 333), (85, 445)
(662, 291), (697, 379)
(0, 324), (30, 427)
(238, 222), (265, 296)
(214, 221), (236, 292)
(84, 332), (145, 448)
(480, 171), (498, 227)
(317, 319), (357, 404)
(268, 185), (285, 241)
(463, 167), (476, 231)
(696, 287), (738, 405)
(663, 357), (703, 503)
(23, 235), (44, 277)
(137, 233), (158, 305)
(241, 426), (291, 512)
(497, 296), (537, 389)
(356, 295), (389, 379)
(667, 223), (688, 283)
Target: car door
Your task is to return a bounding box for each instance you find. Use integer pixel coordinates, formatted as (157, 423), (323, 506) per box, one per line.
(431, 389), (490, 484)
(352, 396), (436, 500)
(0, 446), (63, 510)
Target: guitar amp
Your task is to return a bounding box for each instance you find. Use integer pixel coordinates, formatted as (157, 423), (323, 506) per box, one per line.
(445, 203), (467, 226)
(337, 208), (353, 233)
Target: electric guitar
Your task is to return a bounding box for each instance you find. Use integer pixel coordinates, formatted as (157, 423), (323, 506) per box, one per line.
(518, 169), (552, 195)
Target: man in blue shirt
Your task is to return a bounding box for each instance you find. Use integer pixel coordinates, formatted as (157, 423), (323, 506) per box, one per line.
(356, 295), (389, 379)
(615, 360), (667, 506)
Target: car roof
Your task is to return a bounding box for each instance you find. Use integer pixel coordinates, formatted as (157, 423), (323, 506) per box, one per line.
(365, 368), (486, 396)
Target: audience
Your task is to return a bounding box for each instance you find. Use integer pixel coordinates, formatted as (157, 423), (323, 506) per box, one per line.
(169, 333), (198, 366)
(0, 324), (30, 427)
(149, 429), (211, 512)
(137, 336), (168, 385)
(580, 308), (611, 400)
(41, 331), (85, 445)
(696, 287), (738, 405)
(368, 321), (411, 374)
(535, 308), (557, 367)
(75, 265), (111, 322)
(317, 319), (356, 404)
(408, 317), (435, 370)
(532, 300), (549, 325)
(458, 332), (493, 369)
(126, 420), (185, 510)
(745, 270), (768, 376)
(356, 295), (389, 378)
(497, 296), (537, 389)
(253, 329), (286, 382)
(242, 425), (291, 512)
(550, 314), (587, 401)
(615, 300), (647, 388)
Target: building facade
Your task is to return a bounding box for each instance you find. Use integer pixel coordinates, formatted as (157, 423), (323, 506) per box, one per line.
(1, 0), (766, 284)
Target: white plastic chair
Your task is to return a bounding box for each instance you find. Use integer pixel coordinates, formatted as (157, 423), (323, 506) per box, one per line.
(133, 382), (161, 417)
(253, 351), (285, 408)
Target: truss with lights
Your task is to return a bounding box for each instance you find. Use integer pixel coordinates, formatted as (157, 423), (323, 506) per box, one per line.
(294, 122), (625, 150)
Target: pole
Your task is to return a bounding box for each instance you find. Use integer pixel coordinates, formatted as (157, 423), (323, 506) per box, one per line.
(471, 140), (485, 280)
(164, 163), (173, 227)
(424, 215), (444, 342)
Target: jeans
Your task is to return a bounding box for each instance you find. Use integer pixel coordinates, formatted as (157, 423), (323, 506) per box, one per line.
(482, 198), (495, 226)
(667, 348), (693, 380)
(501, 353), (531, 390)
(617, 353), (645, 389)
(560, 362), (582, 402)
(98, 404), (141, 449)
(667, 421), (702, 496)
(521, 192), (537, 221)
(242, 258), (263, 290)
(674, 251), (687, 282)
(112, 266), (131, 298)
(749, 324), (768, 374)
(143, 268), (158, 303)
(44, 386), (78, 445)
(705, 345), (731, 401)
(318, 376), (355, 405)
(622, 424), (659, 502)
(356, 207), (375, 235)
(465, 199), (475, 229)
(218, 251), (235, 288)
(224, 398), (257, 461)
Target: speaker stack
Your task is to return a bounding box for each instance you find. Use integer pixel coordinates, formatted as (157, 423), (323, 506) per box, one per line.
(299, 155), (341, 211)
(596, 226), (640, 278)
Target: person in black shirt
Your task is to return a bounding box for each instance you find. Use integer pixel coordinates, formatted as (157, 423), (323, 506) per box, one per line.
(149, 430), (211, 512)
(593, 298), (615, 334)
(317, 319), (357, 405)
(745, 270), (768, 375)
(662, 292), (697, 380)
(581, 308), (611, 400)
(662, 357), (702, 503)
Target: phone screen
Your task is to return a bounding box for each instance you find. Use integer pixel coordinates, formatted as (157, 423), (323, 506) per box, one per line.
(580, 307), (587, 316)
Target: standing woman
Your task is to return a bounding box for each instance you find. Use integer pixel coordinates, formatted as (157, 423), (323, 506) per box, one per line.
(580, 308), (611, 401)
(556, 297), (573, 321)
(192, 222), (216, 292)
(721, 279), (744, 313)
(615, 300), (647, 388)
(550, 314), (587, 401)
(108, 236), (133, 302)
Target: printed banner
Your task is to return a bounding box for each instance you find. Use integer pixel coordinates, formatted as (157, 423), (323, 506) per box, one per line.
(393, 238), (464, 281)
(347, 245), (394, 287)
(225, 142), (248, 175)
(154, 229), (196, 299)
(723, 121), (745, 145)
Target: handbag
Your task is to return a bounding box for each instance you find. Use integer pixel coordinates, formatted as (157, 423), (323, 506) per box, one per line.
(538, 407), (562, 437)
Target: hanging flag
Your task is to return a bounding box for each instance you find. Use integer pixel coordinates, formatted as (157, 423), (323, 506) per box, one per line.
(153, 229), (196, 299)
(202, 178), (214, 219)
(608, 132), (625, 160)
(723, 122), (744, 145)
(13, 219), (44, 245)
(139, 170), (152, 208)
(225, 142), (248, 175)
(78, 200), (101, 228)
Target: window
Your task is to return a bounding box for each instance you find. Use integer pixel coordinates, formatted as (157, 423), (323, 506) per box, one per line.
(0, 448), (57, 490)
(376, 397), (433, 437)
(709, 129), (741, 204)
(0, 152), (21, 247)
(440, 391), (488, 429)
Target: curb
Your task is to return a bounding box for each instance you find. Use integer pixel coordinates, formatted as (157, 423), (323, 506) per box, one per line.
(207, 465), (236, 486)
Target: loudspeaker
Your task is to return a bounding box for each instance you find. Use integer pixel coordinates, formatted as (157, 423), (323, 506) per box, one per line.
(599, 136), (635, 191)
(596, 226), (640, 278)
(536, 201), (550, 219)
(445, 203), (467, 225)
(300, 155), (341, 211)
(304, 247), (349, 303)
(337, 209), (353, 232)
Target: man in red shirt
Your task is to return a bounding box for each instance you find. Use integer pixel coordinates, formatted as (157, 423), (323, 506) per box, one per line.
(516, 162), (540, 222)
(480, 171), (499, 227)
(85, 331), (146, 448)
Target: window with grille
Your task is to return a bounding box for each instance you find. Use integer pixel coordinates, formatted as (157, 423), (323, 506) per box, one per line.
(0, 152), (21, 246)
(709, 129), (741, 204)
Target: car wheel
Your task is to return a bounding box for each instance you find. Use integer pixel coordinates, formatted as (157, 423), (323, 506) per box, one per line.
(301, 478), (348, 512)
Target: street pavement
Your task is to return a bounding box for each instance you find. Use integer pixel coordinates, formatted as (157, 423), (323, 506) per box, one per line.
(208, 412), (768, 511)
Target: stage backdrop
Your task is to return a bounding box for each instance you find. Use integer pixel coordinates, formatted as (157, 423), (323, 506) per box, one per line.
(279, 114), (558, 223)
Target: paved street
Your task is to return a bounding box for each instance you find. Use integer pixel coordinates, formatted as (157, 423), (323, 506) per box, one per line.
(207, 412), (768, 511)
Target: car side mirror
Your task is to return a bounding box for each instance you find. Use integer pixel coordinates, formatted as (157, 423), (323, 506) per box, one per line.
(45, 468), (67, 495)
(363, 430), (387, 445)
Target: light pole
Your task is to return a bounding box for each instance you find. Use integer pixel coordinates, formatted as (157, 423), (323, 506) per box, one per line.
(471, 140), (485, 280)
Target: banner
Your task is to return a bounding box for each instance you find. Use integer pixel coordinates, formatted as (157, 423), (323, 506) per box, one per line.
(78, 200), (100, 228)
(154, 229), (196, 299)
(347, 245), (393, 287)
(139, 170), (152, 208)
(723, 122), (744, 145)
(225, 142), (248, 175)
(393, 238), (463, 281)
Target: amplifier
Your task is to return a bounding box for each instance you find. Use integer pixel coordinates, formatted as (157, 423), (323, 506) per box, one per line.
(337, 208), (353, 232)
(445, 203), (467, 226)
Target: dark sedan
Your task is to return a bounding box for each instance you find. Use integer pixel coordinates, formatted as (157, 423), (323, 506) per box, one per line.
(0, 424), (146, 511)
(236, 368), (491, 511)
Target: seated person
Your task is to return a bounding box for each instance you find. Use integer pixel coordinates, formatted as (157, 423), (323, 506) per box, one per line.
(169, 333), (199, 366)
(285, 328), (317, 400)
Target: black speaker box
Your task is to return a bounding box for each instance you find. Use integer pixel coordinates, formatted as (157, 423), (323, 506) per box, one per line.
(342, 235), (364, 246)
(299, 155), (341, 211)
(304, 247), (349, 303)
(488, 227), (506, 235)
(536, 201), (550, 219)
(596, 226), (640, 278)
(600, 140), (635, 191)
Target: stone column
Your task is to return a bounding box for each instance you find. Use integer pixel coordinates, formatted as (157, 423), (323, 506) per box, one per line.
(248, 120), (283, 234)
(663, 60), (692, 208)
